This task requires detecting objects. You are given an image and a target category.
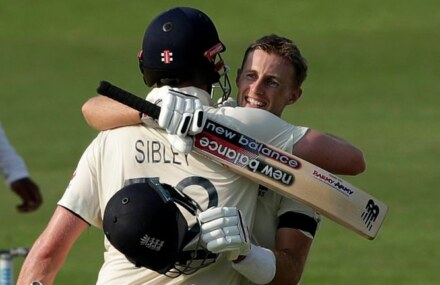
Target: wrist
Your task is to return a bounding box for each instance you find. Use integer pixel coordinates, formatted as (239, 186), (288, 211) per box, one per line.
(231, 244), (276, 285)
(232, 255), (247, 264)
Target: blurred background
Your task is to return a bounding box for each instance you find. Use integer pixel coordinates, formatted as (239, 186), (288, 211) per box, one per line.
(1, 0), (439, 284)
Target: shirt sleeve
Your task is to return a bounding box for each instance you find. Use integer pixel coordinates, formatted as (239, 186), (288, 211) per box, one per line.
(0, 122), (29, 186)
(205, 106), (309, 149)
(58, 135), (102, 228)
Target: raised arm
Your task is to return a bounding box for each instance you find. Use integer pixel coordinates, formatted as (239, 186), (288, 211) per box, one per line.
(293, 129), (366, 175)
(83, 93), (366, 176)
(82, 95), (141, 131)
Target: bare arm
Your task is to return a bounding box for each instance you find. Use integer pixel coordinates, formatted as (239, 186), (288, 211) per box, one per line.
(82, 95), (141, 131)
(17, 206), (89, 285)
(82, 98), (366, 176)
(293, 129), (366, 175)
(269, 129), (365, 284)
(270, 229), (313, 285)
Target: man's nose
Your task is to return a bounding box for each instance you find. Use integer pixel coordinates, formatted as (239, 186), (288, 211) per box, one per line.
(250, 80), (264, 95)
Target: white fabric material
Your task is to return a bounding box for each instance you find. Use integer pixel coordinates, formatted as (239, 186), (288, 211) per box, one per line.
(198, 207), (250, 260)
(59, 126), (259, 284)
(58, 96), (308, 284)
(232, 245), (276, 285)
(0, 122), (29, 186)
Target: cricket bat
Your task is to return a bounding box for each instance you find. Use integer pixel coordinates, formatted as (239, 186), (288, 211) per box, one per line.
(96, 81), (387, 240)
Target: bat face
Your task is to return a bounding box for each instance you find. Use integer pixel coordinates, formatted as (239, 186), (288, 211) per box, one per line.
(97, 81), (388, 240)
(194, 119), (387, 240)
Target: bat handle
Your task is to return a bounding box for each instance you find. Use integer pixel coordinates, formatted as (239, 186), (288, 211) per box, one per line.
(96, 81), (161, 120)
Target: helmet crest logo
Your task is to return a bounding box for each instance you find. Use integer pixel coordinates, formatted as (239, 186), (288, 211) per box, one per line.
(140, 234), (165, 252)
(161, 50), (173, 64)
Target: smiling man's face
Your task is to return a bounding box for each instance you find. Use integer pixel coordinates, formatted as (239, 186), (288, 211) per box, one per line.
(236, 49), (302, 117)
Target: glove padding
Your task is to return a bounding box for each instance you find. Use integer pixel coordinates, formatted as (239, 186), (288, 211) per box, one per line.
(142, 86), (207, 154)
(166, 134), (193, 154)
(217, 97), (238, 107)
(198, 207), (250, 260)
(158, 87), (206, 136)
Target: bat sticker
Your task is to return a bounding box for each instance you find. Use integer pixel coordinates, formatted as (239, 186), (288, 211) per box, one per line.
(361, 199), (380, 231)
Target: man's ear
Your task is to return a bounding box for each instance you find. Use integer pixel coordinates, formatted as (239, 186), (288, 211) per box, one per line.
(288, 88), (303, 105)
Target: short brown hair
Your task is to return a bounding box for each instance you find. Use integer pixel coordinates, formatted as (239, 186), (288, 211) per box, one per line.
(241, 34), (308, 88)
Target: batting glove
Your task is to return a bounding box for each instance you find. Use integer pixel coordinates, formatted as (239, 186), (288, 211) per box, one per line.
(141, 86), (207, 154)
(158, 87), (206, 136)
(198, 207), (251, 261)
(217, 97), (237, 107)
(166, 134), (193, 154)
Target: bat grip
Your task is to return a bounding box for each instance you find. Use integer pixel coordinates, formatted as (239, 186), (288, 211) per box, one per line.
(96, 80), (161, 120)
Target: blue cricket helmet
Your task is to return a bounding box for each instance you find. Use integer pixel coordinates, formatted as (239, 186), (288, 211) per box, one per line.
(138, 7), (230, 99)
(103, 178), (216, 276)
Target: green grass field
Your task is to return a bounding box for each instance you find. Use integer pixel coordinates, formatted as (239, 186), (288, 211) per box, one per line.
(1, 0), (439, 284)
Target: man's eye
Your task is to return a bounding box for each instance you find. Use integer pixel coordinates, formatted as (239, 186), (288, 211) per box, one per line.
(268, 79), (279, 87)
(245, 73), (257, 80)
